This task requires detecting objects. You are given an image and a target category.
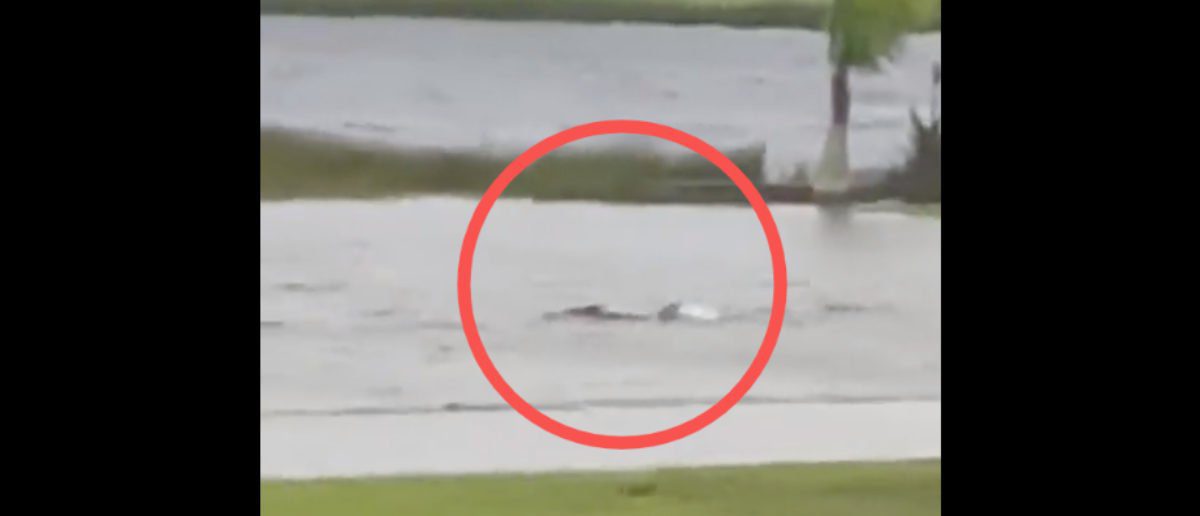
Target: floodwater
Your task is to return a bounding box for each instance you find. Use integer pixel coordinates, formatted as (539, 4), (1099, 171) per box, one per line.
(260, 16), (941, 182)
(259, 16), (941, 475)
(261, 199), (940, 436)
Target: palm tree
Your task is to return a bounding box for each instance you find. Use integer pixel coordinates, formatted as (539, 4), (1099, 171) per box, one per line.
(810, 0), (938, 196)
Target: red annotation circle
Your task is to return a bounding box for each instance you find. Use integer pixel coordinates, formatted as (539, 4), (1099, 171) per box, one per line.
(457, 120), (788, 449)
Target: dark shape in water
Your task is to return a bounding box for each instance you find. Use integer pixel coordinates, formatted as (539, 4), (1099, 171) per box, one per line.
(822, 302), (869, 314)
(656, 302), (685, 321)
(543, 304), (650, 322)
(543, 302), (698, 322)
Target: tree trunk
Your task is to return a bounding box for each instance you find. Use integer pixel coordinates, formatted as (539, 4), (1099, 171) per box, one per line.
(812, 63), (852, 195)
(832, 63), (850, 127)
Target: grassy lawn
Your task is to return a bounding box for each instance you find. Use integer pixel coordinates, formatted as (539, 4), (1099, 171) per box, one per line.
(260, 0), (940, 31)
(260, 128), (764, 203)
(262, 460), (940, 515)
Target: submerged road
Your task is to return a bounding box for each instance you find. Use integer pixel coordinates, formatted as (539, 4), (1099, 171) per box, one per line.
(261, 15), (941, 182)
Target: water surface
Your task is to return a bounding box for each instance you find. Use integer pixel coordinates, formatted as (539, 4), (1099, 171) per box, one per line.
(261, 198), (940, 434)
(260, 16), (942, 182)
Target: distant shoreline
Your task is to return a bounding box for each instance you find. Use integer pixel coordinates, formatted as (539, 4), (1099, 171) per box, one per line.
(261, 127), (767, 203)
(260, 0), (941, 32)
(260, 128), (939, 211)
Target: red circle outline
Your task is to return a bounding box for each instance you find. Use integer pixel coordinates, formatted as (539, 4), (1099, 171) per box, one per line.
(457, 120), (787, 449)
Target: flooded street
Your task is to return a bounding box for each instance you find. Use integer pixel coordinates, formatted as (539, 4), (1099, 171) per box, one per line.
(260, 15), (941, 181)
(259, 15), (941, 477)
(261, 199), (939, 432)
